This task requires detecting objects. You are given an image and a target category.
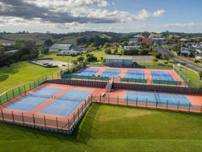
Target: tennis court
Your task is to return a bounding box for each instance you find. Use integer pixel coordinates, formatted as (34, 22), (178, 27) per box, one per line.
(124, 70), (145, 80)
(77, 67), (99, 76)
(100, 68), (120, 78)
(151, 71), (174, 81)
(6, 87), (61, 111)
(40, 90), (92, 116)
(126, 91), (191, 107)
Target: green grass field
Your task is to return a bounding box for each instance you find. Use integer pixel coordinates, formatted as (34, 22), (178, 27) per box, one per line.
(0, 62), (60, 93)
(1, 104), (202, 152)
(178, 66), (202, 88)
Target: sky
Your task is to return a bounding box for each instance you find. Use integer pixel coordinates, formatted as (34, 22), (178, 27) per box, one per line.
(0, 0), (202, 33)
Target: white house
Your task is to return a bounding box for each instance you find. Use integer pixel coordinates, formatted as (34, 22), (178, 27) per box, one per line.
(49, 43), (82, 55)
(124, 45), (142, 51)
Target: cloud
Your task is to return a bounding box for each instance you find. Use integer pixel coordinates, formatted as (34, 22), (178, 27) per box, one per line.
(153, 9), (166, 17)
(0, 0), (165, 25)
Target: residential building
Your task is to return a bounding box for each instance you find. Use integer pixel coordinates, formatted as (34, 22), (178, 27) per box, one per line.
(49, 43), (82, 55)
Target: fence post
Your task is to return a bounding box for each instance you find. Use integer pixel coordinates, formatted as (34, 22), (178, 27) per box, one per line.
(108, 94), (109, 104)
(177, 101), (180, 111)
(188, 103), (191, 112)
(44, 115), (46, 127)
(1, 110), (4, 121)
(33, 114), (35, 127)
(117, 96), (119, 105)
(136, 97), (138, 107)
(99, 95), (101, 103)
(77, 109), (79, 120)
(11, 111), (15, 122)
(146, 99), (148, 108)
(22, 112), (24, 125)
(56, 117), (58, 130)
(18, 87), (21, 95)
(12, 89), (15, 98)
(126, 96), (128, 106)
(200, 105), (202, 113)
(166, 100), (168, 109)
(5, 92), (8, 102)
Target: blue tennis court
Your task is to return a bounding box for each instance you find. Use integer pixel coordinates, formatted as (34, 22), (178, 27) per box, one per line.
(40, 89), (92, 116)
(157, 93), (191, 106)
(29, 87), (61, 98)
(124, 70), (145, 79)
(151, 71), (174, 81)
(100, 68), (120, 78)
(6, 87), (61, 111)
(126, 91), (192, 107)
(77, 67), (99, 76)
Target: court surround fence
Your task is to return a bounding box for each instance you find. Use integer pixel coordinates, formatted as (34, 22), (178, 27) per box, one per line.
(173, 65), (190, 86)
(91, 95), (202, 114)
(0, 95), (92, 134)
(0, 72), (61, 104)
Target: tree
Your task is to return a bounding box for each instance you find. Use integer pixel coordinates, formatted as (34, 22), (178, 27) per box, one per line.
(199, 71), (202, 80)
(105, 49), (111, 54)
(113, 48), (118, 55)
(77, 56), (84, 62)
(44, 39), (53, 47)
(86, 54), (97, 62)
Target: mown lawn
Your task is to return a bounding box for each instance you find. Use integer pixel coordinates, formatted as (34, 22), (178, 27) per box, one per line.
(40, 49), (106, 63)
(0, 62), (60, 93)
(1, 104), (202, 152)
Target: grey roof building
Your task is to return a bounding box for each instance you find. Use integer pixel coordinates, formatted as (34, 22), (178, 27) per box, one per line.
(105, 55), (133, 67)
(49, 43), (82, 55)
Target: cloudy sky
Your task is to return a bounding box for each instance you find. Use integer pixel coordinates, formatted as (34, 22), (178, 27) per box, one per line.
(0, 0), (202, 33)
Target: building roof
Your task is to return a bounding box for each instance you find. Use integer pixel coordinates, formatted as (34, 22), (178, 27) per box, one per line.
(50, 43), (72, 50)
(106, 55), (133, 60)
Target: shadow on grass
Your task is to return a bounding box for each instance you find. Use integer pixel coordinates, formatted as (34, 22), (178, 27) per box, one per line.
(73, 103), (100, 143)
(0, 74), (9, 82)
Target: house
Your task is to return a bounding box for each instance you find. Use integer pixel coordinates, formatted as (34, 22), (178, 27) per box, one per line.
(196, 49), (202, 54)
(128, 38), (141, 44)
(151, 37), (165, 45)
(180, 47), (191, 56)
(105, 55), (133, 67)
(195, 54), (202, 61)
(124, 45), (142, 51)
(49, 43), (82, 55)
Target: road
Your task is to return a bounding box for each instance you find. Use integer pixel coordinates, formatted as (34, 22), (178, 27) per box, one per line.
(172, 56), (202, 72)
